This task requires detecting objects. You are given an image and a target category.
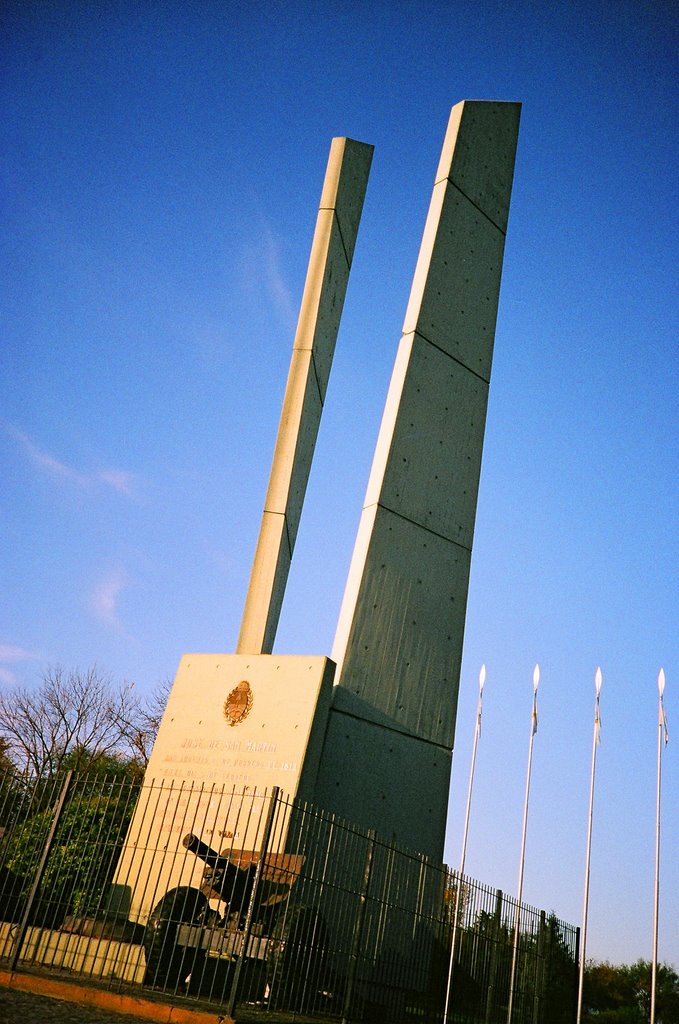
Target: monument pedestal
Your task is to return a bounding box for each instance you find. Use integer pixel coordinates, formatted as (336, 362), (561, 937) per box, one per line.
(114, 655), (334, 923)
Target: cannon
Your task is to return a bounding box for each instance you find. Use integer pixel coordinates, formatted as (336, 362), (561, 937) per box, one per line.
(142, 833), (268, 990)
(142, 831), (328, 1010)
(181, 833), (259, 929)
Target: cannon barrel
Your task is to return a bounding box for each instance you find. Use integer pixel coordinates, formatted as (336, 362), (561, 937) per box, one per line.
(182, 833), (229, 870)
(182, 832), (256, 920)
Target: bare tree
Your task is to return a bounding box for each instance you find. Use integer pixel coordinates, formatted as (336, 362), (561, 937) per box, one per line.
(0, 665), (167, 777)
(118, 675), (172, 768)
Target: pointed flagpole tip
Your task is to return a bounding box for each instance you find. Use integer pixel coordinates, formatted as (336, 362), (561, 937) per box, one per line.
(658, 668), (665, 696)
(595, 667), (602, 695)
(479, 664), (486, 691)
(533, 664), (540, 691)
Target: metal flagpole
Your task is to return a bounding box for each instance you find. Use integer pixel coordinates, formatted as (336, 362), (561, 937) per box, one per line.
(576, 667), (603, 1024)
(651, 668), (668, 1024)
(507, 664), (540, 1024)
(443, 664), (486, 1023)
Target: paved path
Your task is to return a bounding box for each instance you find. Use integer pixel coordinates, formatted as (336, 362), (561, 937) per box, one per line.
(0, 985), (157, 1023)
(0, 975), (230, 1024)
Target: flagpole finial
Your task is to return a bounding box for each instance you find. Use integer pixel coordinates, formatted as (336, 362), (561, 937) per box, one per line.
(479, 664), (486, 692)
(658, 668), (666, 697)
(595, 667), (603, 695)
(533, 664), (540, 691)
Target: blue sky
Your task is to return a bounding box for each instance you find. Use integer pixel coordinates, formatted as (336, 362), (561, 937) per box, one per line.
(1, 0), (677, 968)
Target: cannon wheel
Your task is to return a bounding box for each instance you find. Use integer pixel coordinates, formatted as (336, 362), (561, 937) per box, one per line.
(266, 903), (329, 1011)
(143, 886), (208, 989)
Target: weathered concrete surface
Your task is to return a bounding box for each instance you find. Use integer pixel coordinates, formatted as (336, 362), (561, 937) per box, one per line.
(312, 101), (521, 860)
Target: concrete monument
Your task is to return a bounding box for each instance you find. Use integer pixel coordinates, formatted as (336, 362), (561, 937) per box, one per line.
(117, 100), (520, 922)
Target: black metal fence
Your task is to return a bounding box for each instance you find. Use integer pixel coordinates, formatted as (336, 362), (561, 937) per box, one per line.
(0, 769), (578, 1023)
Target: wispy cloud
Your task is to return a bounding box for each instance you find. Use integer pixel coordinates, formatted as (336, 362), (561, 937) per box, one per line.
(7, 427), (136, 496)
(97, 469), (135, 496)
(10, 427), (84, 484)
(0, 644), (40, 663)
(90, 568), (133, 637)
(0, 644), (40, 686)
(262, 226), (297, 328)
(240, 222), (297, 331)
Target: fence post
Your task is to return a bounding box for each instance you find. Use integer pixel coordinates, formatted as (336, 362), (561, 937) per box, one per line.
(572, 927), (581, 1024)
(342, 828), (376, 1024)
(485, 889), (503, 1024)
(443, 868), (462, 1023)
(414, 852), (428, 941)
(532, 909), (546, 1024)
(225, 786), (280, 1018)
(10, 770), (73, 972)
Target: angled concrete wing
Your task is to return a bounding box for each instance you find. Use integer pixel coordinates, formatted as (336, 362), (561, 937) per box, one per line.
(237, 138), (373, 655)
(314, 102), (521, 859)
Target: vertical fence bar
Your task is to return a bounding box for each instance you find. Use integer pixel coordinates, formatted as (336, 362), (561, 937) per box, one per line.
(342, 828), (376, 1024)
(96, 776), (141, 986)
(485, 889), (503, 1024)
(532, 910), (546, 1024)
(414, 853), (428, 942)
(10, 770), (73, 972)
(572, 927), (581, 1024)
(225, 786), (280, 1018)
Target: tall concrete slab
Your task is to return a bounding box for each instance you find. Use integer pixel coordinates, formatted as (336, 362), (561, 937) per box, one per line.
(312, 101), (521, 859)
(238, 137), (373, 655)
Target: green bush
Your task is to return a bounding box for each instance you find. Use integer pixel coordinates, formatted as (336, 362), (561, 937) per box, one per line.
(3, 775), (138, 926)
